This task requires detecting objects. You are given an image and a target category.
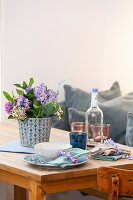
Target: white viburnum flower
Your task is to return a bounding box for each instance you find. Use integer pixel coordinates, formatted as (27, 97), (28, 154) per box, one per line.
(14, 93), (20, 100)
(54, 107), (63, 120)
(11, 106), (27, 120)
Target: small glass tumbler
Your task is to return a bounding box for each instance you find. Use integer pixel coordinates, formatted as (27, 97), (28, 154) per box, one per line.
(69, 122), (87, 150)
(90, 124), (110, 142)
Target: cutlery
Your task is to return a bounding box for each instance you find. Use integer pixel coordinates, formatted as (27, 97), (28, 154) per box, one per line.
(30, 156), (37, 164)
(36, 156), (45, 164)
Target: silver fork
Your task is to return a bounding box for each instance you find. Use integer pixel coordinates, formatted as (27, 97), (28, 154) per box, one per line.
(36, 156), (45, 164)
(30, 156), (37, 164)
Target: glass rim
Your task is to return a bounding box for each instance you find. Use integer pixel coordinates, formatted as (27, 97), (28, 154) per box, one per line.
(90, 124), (110, 127)
(71, 122), (86, 126)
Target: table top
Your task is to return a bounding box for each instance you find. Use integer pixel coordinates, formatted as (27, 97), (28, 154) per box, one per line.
(0, 120), (133, 183)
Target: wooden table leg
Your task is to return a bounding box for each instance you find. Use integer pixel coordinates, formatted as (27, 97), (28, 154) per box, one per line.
(14, 185), (26, 200)
(29, 181), (46, 200)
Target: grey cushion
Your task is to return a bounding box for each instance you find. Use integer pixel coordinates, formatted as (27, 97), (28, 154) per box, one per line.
(53, 82), (121, 132)
(52, 101), (70, 131)
(68, 108), (85, 130)
(126, 112), (133, 146)
(68, 93), (133, 144)
(64, 81), (121, 111)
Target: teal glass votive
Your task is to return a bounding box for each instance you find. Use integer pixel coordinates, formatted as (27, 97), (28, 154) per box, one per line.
(69, 122), (87, 150)
(69, 132), (87, 149)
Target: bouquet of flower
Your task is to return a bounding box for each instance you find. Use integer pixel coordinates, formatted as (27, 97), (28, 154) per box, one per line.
(3, 78), (64, 121)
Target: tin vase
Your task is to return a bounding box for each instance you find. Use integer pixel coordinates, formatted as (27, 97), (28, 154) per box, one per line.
(18, 117), (52, 147)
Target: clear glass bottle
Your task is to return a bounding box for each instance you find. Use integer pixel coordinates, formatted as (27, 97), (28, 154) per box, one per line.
(85, 88), (103, 143)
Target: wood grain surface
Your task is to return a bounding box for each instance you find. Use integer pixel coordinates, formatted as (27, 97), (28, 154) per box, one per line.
(0, 120), (133, 182)
(0, 120), (133, 198)
(98, 167), (133, 197)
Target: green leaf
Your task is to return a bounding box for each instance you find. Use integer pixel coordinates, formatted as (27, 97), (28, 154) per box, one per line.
(27, 109), (36, 114)
(12, 90), (14, 98)
(27, 94), (34, 99)
(42, 110), (49, 117)
(3, 91), (13, 102)
(47, 102), (53, 111)
(16, 89), (24, 95)
(29, 78), (34, 86)
(23, 81), (27, 89)
(8, 115), (13, 119)
(26, 109), (37, 118)
(33, 100), (40, 106)
(38, 108), (41, 115)
(41, 102), (55, 116)
(33, 104), (41, 109)
(41, 102), (61, 117)
(27, 89), (35, 99)
(33, 100), (41, 109)
(27, 89), (34, 95)
(42, 104), (48, 111)
(14, 84), (23, 89)
(41, 105), (49, 116)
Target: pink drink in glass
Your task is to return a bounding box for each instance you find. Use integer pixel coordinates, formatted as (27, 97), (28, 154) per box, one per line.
(90, 124), (110, 142)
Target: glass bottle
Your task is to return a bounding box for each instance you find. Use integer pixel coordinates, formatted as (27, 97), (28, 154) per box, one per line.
(85, 88), (103, 143)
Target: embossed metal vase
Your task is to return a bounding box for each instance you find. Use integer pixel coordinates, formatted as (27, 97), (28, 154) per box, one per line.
(18, 117), (52, 147)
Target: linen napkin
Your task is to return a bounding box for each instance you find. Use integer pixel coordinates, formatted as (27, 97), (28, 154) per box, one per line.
(44, 148), (90, 168)
(92, 154), (124, 161)
(90, 144), (117, 156)
(0, 140), (35, 154)
(90, 143), (130, 161)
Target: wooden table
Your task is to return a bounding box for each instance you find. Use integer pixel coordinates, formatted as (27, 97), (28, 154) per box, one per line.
(0, 120), (133, 200)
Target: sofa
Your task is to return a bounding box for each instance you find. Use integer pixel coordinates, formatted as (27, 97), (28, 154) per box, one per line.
(52, 81), (133, 145)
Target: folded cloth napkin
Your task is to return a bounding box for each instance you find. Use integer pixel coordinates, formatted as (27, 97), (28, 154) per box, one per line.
(90, 144), (117, 156)
(0, 140), (35, 154)
(90, 143), (131, 161)
(90, 144), (130, 156)
(92, 154), (124, 161)
(44, 148), (90, 168)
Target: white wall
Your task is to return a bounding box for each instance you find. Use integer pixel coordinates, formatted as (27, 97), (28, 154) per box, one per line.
(2, 0), (133, 120)
(1, 0), (107, 120)
(103, 0), (133, 93)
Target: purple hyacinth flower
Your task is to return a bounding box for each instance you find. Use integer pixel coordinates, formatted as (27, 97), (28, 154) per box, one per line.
(104, 138), (122, 156)
(48, 89), (57, 102)
(16, 95), (24, 107)
(25, 85), (32, 93)
(24, 98), (30, 110)
(34, 83), (47, 102)
(33, 82), (57, 105)
(5, 101), (13, 114)
(129, 155), (133, 160)
(17, 95), (30, 110)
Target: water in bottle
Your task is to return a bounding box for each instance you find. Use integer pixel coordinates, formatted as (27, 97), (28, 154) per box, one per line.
(85, 88), (103, 143)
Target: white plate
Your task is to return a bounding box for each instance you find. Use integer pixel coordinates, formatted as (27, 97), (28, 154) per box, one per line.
(24, 154), (88, 169)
